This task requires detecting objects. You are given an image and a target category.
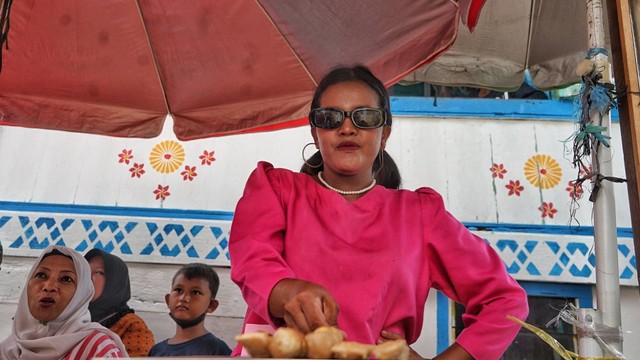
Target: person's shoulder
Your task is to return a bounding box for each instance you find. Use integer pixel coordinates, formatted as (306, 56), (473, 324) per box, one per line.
(119, 312), (148, 327)
(255, 161), (296, 177)
(201, 331), (226, 342)
(84, 330), (120, 345)
(150, 338), (169, 347)
(66, 331), (123, 359)
(414, 186), (444, 199)
(111, 312), (147, 333)
(249, 161), (307, 189)
(197, 332), (224, 344)
(390, 186), (446, 211)
(390, 186), (443, 201)
(201, 332), (232, 355)
(147, 339), (169, 355)
(116, 313), (154, 349)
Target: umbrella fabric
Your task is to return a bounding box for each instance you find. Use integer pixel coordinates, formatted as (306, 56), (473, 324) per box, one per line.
(0, 0), (484, 140)
(402, 0), (611, 91)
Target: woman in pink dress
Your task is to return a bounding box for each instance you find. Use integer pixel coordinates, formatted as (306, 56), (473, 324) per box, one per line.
(230, 65), (529, 360)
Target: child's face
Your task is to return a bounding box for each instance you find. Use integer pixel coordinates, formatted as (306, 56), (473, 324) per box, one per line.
(165, 274), (218, 321)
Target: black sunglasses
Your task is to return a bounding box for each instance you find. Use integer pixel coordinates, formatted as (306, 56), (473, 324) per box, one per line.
(309, 107), (387, 129)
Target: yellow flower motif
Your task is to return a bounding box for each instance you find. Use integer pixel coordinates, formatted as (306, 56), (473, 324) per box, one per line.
(149, 140), (185, 173)
(524, 155), (562, 189)
(524, 154), (563, 189)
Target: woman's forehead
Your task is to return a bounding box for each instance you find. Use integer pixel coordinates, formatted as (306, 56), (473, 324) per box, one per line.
(320, 81), (379, 106)
(38, 254), (76, 272)
(88, 255), (105, 267)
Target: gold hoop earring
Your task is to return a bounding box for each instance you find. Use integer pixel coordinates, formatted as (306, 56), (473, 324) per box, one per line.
(302, 142), (323, 168)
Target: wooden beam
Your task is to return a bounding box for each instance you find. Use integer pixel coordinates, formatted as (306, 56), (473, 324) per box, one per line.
(607, 0), (640, 288)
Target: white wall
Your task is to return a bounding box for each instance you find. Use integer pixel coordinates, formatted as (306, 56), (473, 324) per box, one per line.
(0, 115), (632, 227)
(0, 113), (637, 357)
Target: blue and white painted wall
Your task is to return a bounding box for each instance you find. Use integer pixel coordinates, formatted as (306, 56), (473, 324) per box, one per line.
(0, 97), (637, 357)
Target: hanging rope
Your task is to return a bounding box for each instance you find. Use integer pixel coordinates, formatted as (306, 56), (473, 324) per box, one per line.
(572, 173), (628, 203)
(0, 0), (14, 74)
(564, 51), (627, 225)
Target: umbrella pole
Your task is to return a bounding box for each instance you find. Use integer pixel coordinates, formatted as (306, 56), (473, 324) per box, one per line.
(607, 0), (640, 294)
(583, 0), (623, 356)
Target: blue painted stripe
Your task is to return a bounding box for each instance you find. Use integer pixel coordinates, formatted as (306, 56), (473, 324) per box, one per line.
(0, 201), (234, 221)
(464, 221), (633, 238)
(391, 97), (620, 122)
(436, 291), (449, 354)
(0, 201), (633, 237)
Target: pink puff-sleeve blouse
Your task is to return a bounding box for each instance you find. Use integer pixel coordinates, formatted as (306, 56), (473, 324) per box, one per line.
(230, 162), (528, 360)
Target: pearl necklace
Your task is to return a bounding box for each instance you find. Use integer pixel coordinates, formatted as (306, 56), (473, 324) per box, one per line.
(317, 171), (376, 195)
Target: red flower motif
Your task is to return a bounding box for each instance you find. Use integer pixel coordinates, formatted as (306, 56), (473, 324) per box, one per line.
(199, 150), (216, 166)
(181, 165), (198, 181)
(118, 149), (133, 164)
(505, 180), (524, 196)
(566, 181), (584, 199)
(490, 163), (507, 179)
(129, 163), (146, 178)
(154, 185), (170, 200)
(579, 165), (592, 178)
(538, 202), (558, 218)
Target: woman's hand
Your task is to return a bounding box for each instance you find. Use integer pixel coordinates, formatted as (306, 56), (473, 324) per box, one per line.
(379, 330), (425, 360)
(268, 278), (339, 333)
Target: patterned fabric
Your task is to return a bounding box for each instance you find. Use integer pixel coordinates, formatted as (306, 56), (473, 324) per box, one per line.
(63, 331), (123, 359)
(109, 313), (155, 357)
(230, 162), (529, 360)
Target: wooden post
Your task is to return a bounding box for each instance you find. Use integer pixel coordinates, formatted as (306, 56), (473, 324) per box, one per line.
(606, 0), (640, 291)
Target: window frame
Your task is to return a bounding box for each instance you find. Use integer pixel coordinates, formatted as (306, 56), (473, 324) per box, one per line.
(436, 282), (593, 353)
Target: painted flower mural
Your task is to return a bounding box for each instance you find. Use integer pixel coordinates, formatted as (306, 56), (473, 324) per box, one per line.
(490, 163), (507, 179)
(154, 185), (171, 200)
(181, 165), (198, 181)
(129, 163), (146, 178)
(115, 139), (217, 202)
(149, 140), (185, 174)
(505, 180), (524, 196)
(200, 150), (216, 166)
(118, 149), (133, 165)
(524, 154), (563, 189)
(566, 180), (585, 199)
(538, 202), (558, 218)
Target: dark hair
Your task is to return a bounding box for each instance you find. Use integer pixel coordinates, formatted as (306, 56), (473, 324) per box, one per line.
(301, 65), (402, 189)
(172, 263), (220, 299)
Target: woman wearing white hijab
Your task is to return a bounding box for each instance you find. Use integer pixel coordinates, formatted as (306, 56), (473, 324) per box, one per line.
(0, 245), (128, 359)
